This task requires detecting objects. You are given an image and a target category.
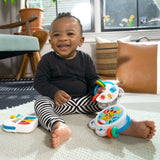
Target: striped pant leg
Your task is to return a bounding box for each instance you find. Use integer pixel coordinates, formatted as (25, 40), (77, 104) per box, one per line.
(34, 96), (77, 132)
(34, 95), (102, 132)
(74, 94), (102, 114)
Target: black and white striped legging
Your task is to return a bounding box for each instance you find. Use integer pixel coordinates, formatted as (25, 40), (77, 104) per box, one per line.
(34, 94), (102, 132)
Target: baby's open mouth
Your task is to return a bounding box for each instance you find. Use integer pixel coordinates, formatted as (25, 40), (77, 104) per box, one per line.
(58, 44), (70, 50)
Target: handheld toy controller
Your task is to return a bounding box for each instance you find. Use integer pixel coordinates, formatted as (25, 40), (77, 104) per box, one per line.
(89, 79), (131, 137)
(2, 114), (38, 133)
(92, 79), (124, 109)
(89, 104), (131, 137)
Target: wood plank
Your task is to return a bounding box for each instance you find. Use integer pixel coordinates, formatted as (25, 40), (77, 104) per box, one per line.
(96, 49), (118, 54)
(96, 42), (118, 49)
(96, 58), (117, 64)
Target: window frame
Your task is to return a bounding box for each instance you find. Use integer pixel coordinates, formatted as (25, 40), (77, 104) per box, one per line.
(20, 0), (160, 42)
(100, 0), (160, 32)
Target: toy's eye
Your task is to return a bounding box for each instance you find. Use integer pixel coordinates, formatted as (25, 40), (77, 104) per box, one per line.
(110, 115), (113, 118)
(105, 113), (109, 117)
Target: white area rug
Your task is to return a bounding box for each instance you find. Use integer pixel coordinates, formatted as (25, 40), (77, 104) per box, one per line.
(0, 93), (160, 160)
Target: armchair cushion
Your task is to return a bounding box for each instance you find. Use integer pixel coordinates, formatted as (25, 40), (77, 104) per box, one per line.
(0, 34), (40, 59)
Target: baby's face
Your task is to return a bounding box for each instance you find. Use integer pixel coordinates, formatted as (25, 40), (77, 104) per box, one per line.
(50, 17), (84, 59)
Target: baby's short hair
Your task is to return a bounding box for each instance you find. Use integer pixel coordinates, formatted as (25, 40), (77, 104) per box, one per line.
(50, 12), (83, 36)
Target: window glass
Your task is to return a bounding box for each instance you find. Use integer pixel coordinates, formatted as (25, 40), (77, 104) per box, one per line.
(42, 0), (57, 30)
(138, 0), (160, 28)
(102, 0), (137, 31)
(101, 0), (160, 31)
(29, 0), (94, 32)
(57, 0), (93, 31)
(29, 0), (43, 8)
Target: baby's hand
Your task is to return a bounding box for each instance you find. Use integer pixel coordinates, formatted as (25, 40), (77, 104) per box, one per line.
(53, 90), (71, 107)
(96, 86), (106, 94)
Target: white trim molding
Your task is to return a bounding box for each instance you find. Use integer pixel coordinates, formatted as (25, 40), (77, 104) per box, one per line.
(157, 42), (160, 94)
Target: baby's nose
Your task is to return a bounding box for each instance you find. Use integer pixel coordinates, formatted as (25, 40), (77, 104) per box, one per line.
(59, 35), (68, 41)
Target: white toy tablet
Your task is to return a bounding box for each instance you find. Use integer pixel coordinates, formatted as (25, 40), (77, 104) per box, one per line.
(92, 80), (124, 109)
(89, 104), (131, 137)
(2, 114), (38, 133)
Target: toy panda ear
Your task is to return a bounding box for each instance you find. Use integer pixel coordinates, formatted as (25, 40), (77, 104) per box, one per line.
(92, 93), (100, 102)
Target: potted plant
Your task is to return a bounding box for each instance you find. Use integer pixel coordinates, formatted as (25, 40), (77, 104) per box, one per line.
(20, 0), (56, 31)
(19, 0), (44, 31)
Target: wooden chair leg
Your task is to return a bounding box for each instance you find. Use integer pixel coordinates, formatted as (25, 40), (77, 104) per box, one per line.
(29, 53), (36, 76)
(16, 51), (41, 79)
(34, 51), (41, 66)
(29, 51), (41, 77)
(16, 54), (28, 80)
(22, 54), (29, 78)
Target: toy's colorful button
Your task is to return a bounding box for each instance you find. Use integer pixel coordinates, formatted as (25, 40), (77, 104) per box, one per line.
(110, 87), (117, 93)
(107, 127), (113, 138)
(23, 119), (34, 122)
(16, 114), (21, 118)
(2, 125), (16, 130)
(25, 116), (36, 119)
(10, 115), (16, 119)
(18, 121), (30, 125)
(100, 94), (105, 99)
(111, 127), (119, 137)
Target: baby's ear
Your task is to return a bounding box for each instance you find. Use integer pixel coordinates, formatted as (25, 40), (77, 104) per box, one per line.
(79, 36), (85, 47)
(49, 39), (51, 44)
(49, 39), (54, 49)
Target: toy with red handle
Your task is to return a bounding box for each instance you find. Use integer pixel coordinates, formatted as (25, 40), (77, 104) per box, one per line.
(92, 79), (124, 109)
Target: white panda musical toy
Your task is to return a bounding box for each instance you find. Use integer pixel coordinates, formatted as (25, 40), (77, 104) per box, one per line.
(89, 79), (131, 138)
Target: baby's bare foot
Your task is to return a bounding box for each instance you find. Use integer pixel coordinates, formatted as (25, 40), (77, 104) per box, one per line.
(120, 120), (156, 139)
(51, 122), (72, 148)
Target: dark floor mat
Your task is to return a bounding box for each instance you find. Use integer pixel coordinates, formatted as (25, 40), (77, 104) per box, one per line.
(0, 78), (40, 109)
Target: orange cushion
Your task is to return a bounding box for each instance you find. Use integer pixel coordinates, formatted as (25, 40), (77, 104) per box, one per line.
(117, 40), (160, 94)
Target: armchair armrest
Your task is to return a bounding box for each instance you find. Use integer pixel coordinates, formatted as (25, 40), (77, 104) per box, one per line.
(0, 16), (38, 36)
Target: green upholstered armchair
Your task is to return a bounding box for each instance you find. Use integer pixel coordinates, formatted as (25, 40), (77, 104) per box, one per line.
(0, 16), (41, 80)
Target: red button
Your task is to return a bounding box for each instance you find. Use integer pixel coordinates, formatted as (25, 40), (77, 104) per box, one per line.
(18, 121), (30, 125)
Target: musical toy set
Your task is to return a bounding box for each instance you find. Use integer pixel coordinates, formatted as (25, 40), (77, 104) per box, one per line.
(89, 79), (131, 138)
(2, 79), (130, 137)
(2, 114), (38, 133)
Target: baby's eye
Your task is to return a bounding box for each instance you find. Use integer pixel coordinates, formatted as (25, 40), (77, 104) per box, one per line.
(67, 32), (74, 36)
(53, 33), (60, 37)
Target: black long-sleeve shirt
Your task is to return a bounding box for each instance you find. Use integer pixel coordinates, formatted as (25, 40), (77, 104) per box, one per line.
(34, 50), (99, 99)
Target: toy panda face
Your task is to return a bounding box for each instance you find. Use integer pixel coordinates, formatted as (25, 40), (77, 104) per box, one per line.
(96, 85), (119, 103)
